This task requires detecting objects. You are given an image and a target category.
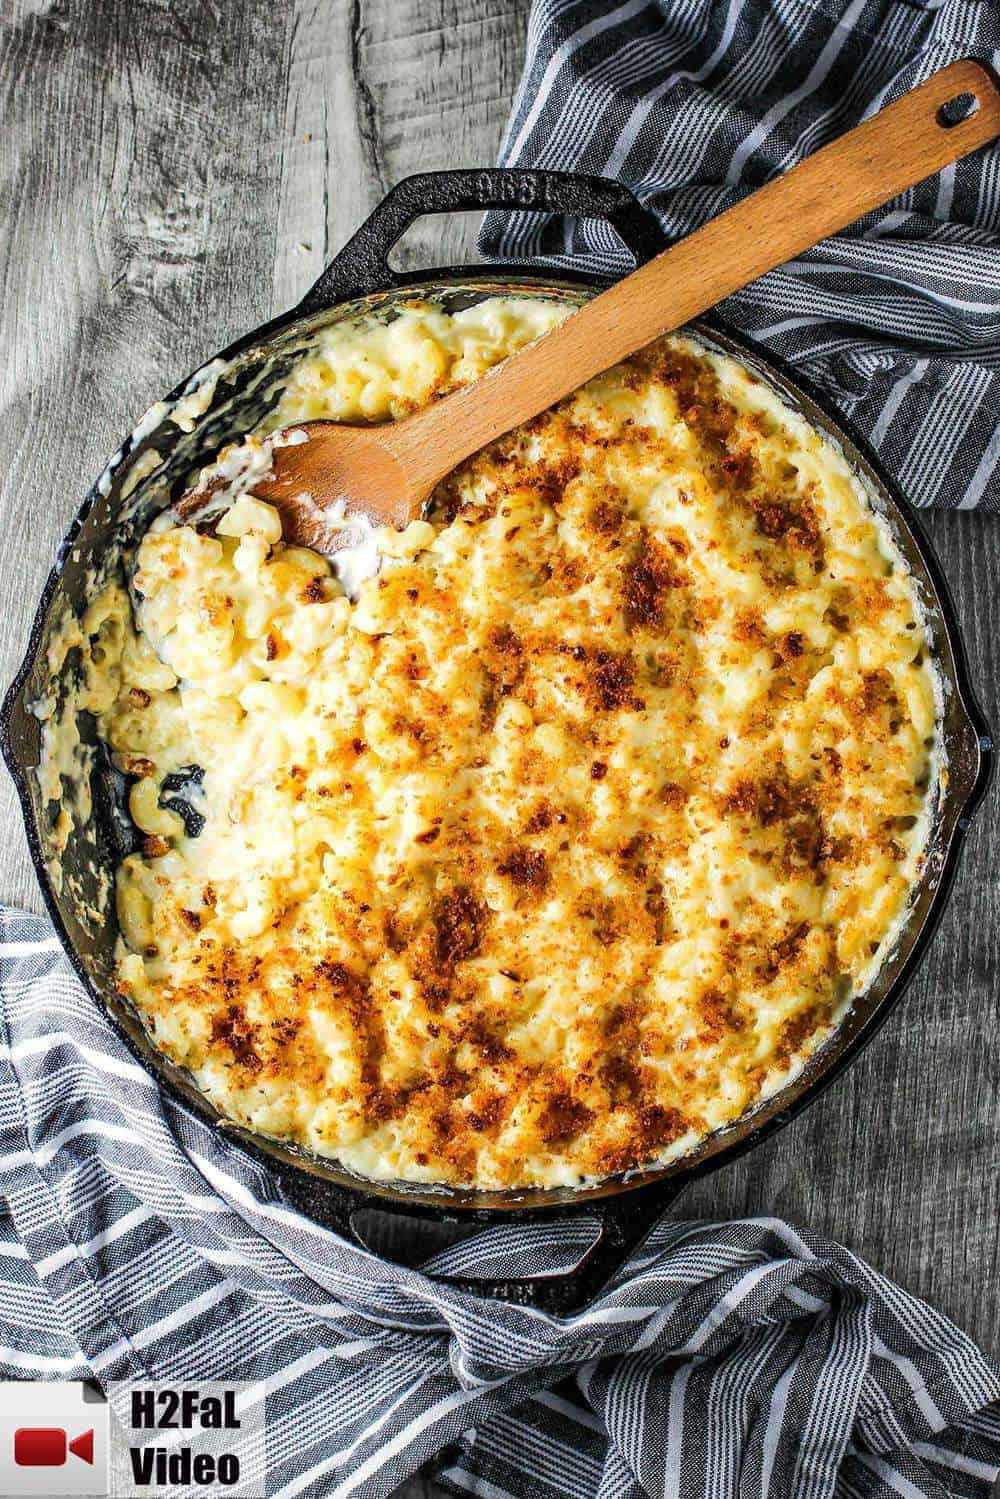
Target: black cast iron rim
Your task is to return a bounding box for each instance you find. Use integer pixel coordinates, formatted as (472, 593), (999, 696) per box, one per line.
(1, 168), (994, 1312)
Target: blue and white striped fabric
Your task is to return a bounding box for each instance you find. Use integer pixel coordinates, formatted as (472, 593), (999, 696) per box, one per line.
(3, 906), (1000, 1497)
(480, 0), (1000, 512)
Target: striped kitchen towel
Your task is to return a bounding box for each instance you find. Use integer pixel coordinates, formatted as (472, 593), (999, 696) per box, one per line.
(480, 0), (1000, 512)
(2, 907), (1000, 1497)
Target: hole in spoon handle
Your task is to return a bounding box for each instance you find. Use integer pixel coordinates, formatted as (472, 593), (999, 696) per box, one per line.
(937, 92), (980, 128)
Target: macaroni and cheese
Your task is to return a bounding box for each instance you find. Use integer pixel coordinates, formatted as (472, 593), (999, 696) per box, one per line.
(84, 297), (937, 1188)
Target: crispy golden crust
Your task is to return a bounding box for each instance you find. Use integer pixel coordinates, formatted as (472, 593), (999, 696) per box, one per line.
(101, 299), (937, 1189)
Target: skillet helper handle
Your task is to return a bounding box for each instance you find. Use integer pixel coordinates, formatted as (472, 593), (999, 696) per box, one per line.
(428, 1178), (689, 1314)
(274, 1166), (686, 1312)
(295, 167), (667, 313)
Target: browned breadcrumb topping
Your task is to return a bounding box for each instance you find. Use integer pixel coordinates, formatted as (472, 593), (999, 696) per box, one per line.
(584, 650), (638, 711)
(210, 1004), (262, 1073)
(118, 326), (934, 1190)
(123, 756), (156, 779)
(540, 1091), (594, 1147)
(433, 888), (488, 968)
(497, 847), (550, 892)
(622, 538), (685, 630)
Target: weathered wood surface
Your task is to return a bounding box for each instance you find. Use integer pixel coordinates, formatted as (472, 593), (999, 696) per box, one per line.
(1, 5), (997, 1492)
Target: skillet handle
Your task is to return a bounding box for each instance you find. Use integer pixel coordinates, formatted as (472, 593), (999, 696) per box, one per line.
(273, 1163), (688, 1313)
(295, 168), (667, 314)
(428, 1177), (689, 1313)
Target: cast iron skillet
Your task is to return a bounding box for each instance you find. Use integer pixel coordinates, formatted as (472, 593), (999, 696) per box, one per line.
(2, 169), (993, 1313)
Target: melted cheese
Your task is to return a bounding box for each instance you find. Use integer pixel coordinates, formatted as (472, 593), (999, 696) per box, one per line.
(85, 297), (937, 1188)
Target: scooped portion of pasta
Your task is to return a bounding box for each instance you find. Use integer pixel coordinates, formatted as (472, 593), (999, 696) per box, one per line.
(87, 297), (938, 1189)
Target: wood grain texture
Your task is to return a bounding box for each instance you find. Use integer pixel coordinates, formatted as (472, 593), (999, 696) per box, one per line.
(0, 7), (996, 1496)
(0, 0), (295, 902)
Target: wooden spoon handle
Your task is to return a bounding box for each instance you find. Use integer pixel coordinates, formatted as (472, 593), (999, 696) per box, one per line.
(393, 58), (1000, 488)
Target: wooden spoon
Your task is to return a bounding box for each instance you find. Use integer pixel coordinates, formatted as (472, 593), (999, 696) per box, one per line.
(179, 59), (1000, 554)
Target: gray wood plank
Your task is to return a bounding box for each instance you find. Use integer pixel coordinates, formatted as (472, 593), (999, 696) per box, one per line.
(0, 0), (297, 905)
(1, 8), (996, 1496)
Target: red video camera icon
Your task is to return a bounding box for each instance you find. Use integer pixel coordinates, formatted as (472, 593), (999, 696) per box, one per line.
(13, 1428), (94, 1467)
